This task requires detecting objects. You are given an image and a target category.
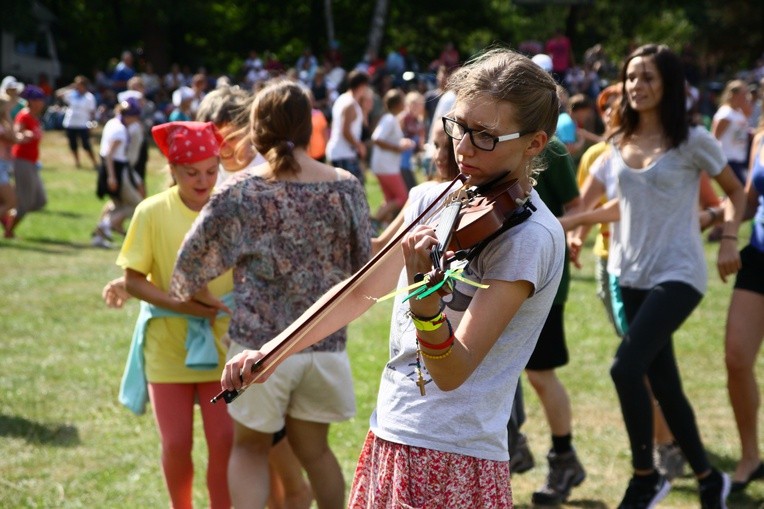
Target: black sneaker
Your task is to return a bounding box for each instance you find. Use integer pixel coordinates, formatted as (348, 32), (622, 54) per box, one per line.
(699, 469), (730, 509)
(617, 473), (670, 509)
(509, 432), (535, 475)
(531, 448), (586, 505)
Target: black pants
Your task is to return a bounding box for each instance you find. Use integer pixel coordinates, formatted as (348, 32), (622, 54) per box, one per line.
(611, 281), (710, 474)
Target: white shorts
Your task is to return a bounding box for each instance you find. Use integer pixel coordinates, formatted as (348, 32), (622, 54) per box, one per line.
(226, 341), (356, 433)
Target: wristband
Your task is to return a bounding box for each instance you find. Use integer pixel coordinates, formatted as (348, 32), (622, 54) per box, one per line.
(721, 235), (738, 241)
(417, 331), (455, 351)
(410, 311), (447, 332)
(416, 319), (454, 350)
(408, 295), (445, 321)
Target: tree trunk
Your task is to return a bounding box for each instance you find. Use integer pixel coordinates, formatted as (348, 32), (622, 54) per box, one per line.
(365, 0), (389, 60)
(324, 0), (335, 46)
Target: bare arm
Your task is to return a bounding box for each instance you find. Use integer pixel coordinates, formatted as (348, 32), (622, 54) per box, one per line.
(124, 268), (223, 322)
(372, 208), (407, 256)
(714, 165), (746, 282)
(711, 117), (730, 140)
(560, 197), (620, 231)
(341, 103), (365, 158)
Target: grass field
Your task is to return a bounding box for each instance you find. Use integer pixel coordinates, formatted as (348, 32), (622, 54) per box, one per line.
(0, 130), (762, 508)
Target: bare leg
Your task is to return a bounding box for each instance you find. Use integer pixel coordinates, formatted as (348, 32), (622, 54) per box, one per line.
(526, 369), (572, 437)
(285, 416), (344, 509)
(268, 438), (313, 509)
(726, 288), (764, 482)
(228, 422), (272, 509)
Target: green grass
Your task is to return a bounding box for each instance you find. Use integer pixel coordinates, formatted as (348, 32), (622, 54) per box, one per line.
(0, 132), (762, 508)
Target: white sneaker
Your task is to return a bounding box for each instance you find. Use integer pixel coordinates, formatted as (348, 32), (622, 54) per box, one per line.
(98, 220), (113, 241)
(91, 234), (112, 249)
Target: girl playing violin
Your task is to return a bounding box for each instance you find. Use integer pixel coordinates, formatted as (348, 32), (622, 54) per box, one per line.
(218, 48), (565, 508)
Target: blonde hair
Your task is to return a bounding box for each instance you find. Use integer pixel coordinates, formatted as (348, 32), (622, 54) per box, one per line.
(197, 86), (254, 169)
(251, 80), (312, 177)
(448, 48), (559, 139)
(720, 79), (748, 107)
(0, 94), (12, 132)
(447, 48), (560, 179)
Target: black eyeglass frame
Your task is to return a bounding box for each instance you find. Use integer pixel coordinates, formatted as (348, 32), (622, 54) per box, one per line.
(442, 116), (532, 151)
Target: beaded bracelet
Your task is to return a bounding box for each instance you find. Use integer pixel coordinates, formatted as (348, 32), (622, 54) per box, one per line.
(721, 234), (738, 241)
(420, 346), (453, 360)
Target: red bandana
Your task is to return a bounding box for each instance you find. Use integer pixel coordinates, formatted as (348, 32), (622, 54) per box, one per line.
(151, 121), (223, 164)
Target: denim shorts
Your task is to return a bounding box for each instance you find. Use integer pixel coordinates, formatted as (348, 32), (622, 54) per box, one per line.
(0, 159), (11, 185)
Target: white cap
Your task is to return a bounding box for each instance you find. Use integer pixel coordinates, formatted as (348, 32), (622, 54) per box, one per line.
(117, 90), (143, 103)
(1, 76), (24, 92)
(172, 86), (194, 107)
(531, 54), (553, 73)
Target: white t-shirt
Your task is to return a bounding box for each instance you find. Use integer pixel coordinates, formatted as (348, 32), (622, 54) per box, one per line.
(590, 148), (622, 276)
(370, 183), (565, 462)
(62, 90), (96, 129)
(713, 104), (749, 163)
(370, 113), (403, 175)
(611, 126), (726, 294)
(99, 117), (129, 162)
(326, 92), (362, 162)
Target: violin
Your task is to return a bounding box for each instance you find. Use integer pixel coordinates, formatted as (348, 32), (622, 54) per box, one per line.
(424, 177), (533, 293)
(211, 174), (534, 404)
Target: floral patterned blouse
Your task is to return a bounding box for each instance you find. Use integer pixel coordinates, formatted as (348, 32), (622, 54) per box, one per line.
(170, 169), (371, 352)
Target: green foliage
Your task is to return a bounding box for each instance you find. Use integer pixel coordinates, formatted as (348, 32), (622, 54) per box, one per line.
(27, 0), (762, 82)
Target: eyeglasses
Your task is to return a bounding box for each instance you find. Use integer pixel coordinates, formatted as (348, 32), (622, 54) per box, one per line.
(442, 116), (531, 151)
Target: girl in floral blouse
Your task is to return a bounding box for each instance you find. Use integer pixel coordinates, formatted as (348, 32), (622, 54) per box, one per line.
(170, 81), (371, 508)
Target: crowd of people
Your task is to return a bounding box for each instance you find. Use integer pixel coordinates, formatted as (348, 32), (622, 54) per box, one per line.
(2, 35), (764, 509)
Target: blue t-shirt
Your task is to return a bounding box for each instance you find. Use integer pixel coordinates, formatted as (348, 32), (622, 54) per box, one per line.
(750, 137), (764, 252)
(555, 112), (577, 144)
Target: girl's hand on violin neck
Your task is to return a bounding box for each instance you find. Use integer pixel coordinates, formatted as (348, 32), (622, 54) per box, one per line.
(402, 225), (438, 278)
(402, 225), (444, 316)
(221, 349), (266, 391)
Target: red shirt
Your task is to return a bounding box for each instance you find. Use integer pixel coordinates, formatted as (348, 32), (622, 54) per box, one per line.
(11, 110), (41, 163)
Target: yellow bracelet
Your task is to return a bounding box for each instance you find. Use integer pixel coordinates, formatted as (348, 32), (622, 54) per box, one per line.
(410, 312), (447, 332)
(420, 345), (453, 360)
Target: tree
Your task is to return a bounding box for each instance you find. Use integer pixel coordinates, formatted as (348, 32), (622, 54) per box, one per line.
(365, 0), (389, 61)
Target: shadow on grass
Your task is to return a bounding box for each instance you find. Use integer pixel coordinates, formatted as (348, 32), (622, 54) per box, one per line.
(515, 501), (608, 509)
(38, 209), (87, 219)
(0, 414), (80, 447)
(0, 236), (93, 254)
(663, 451), (764, 507)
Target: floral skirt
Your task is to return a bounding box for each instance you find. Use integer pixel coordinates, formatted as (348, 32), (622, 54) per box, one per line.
(348, 430), (512, 509)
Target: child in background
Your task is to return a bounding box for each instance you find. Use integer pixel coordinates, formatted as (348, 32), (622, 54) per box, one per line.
(370, 89), (415, 229)
(117, 121), (233, 509)
(91, 98), (143, 248)
(0, 95), (18, 237)
(398, 91), (426, 190)
(6, 85), (47, 238)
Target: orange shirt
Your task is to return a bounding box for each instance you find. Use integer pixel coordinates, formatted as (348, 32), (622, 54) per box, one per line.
(309, 108), (328, 160)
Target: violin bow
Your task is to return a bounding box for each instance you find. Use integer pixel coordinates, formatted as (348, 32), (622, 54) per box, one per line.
(212, 173), (469, 404)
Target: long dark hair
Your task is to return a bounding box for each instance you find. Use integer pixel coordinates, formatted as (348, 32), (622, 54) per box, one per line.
(614, 44), (688, 149)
